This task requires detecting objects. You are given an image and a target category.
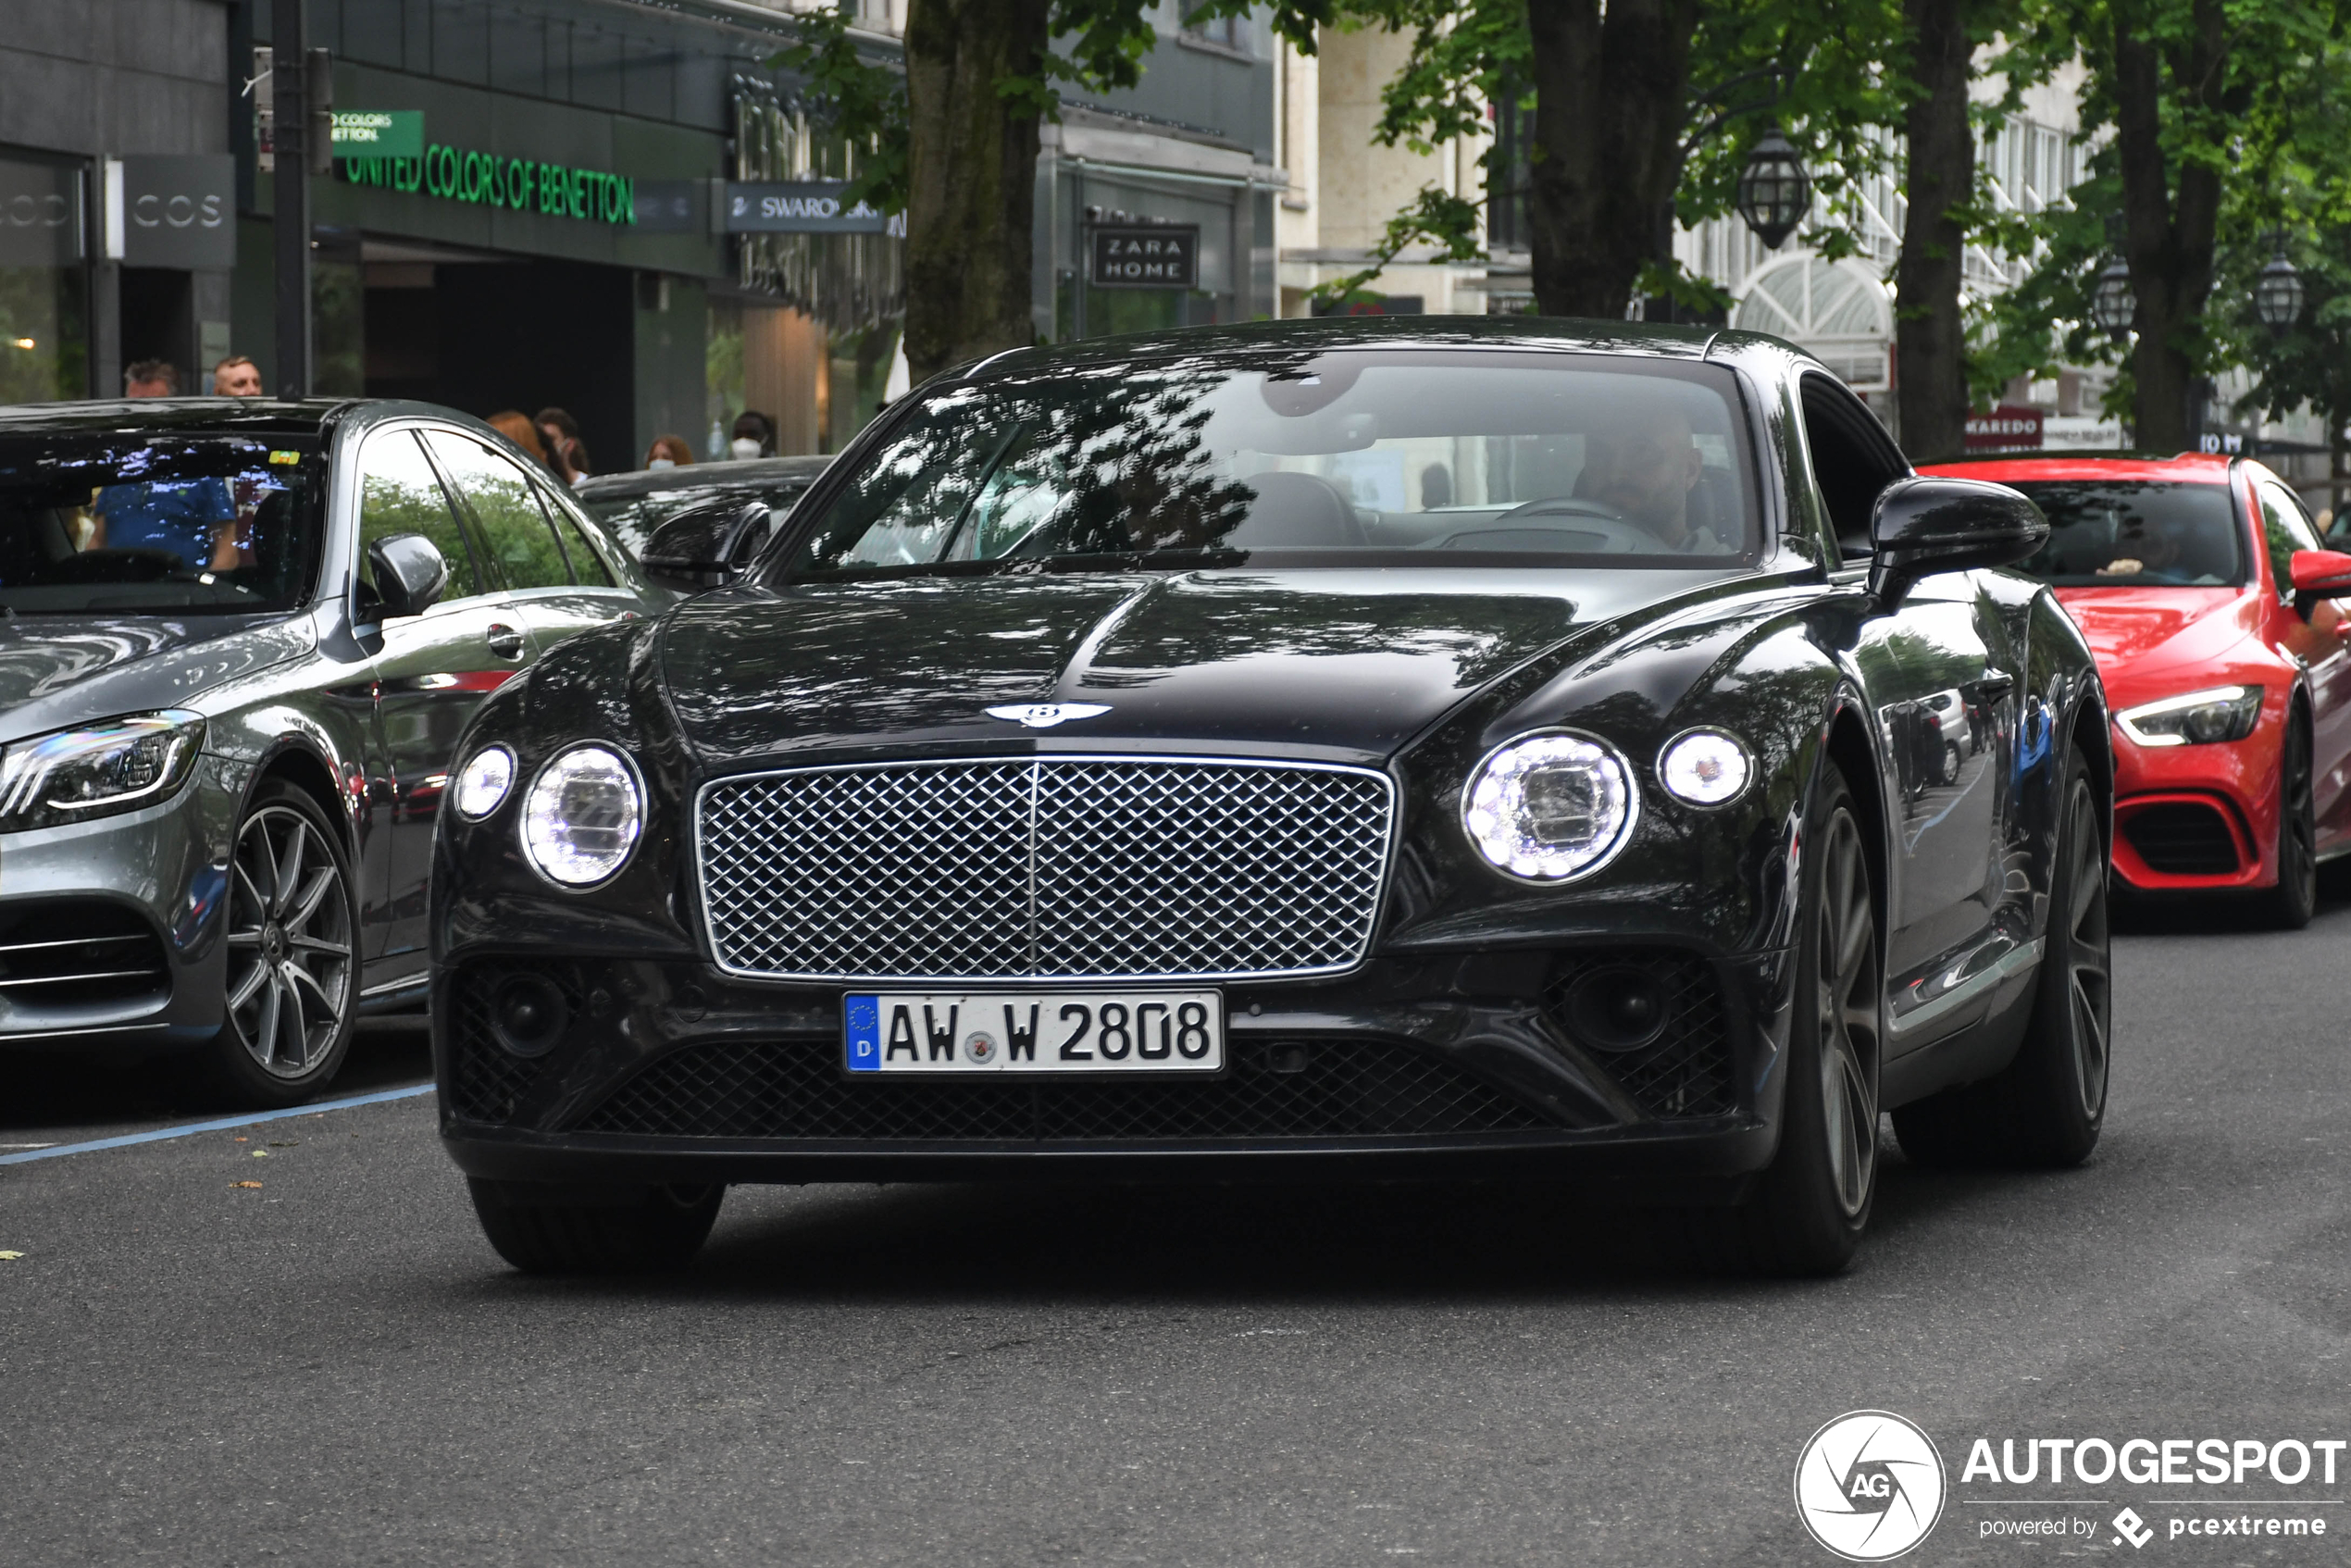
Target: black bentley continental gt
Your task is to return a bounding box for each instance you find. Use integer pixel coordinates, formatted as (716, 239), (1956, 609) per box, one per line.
(431, 318), (2112, 1276)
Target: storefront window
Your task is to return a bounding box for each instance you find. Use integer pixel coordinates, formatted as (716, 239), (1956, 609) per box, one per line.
(0, 154), (90, 401)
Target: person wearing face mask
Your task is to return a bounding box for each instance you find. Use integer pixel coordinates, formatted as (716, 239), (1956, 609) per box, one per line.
(644, 435), (694, 471)
(729, 410), (776, 462)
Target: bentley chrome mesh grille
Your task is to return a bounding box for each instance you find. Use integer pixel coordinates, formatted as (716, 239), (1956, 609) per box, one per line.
(697, 757), (1395, 981)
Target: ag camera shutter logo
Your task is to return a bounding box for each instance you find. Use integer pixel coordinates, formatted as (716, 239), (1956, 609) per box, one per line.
(1795, 1411), (1947, 1561)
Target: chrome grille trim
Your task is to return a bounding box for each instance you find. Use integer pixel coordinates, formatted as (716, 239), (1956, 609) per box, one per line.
(695, 755), (1397, 983)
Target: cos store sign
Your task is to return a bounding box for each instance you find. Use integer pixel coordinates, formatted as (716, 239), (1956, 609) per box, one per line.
(340, 144), (637, 227)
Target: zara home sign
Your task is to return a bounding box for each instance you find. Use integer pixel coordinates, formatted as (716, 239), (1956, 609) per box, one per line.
(1090, 224), (1199, 290)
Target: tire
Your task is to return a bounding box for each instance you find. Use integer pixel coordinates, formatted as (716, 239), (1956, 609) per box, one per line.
(1696, 762), (1882, 1276)
(1941, 741), (1963, 787)
(2257, 715), (2317, 929)
(468, 1179), (724, 1275)
(1892, 745), (2110, 1167)
(187, 781), (361, 1108)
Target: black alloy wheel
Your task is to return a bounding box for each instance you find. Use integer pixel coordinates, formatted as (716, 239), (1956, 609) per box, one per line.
(1698, 762), (1881, 1276)
(2259, 716), (2317, 929)
(195, 782), (360, 1107)
(1893, 745), (2109, 1166)
(467, 1179), (726, 1275)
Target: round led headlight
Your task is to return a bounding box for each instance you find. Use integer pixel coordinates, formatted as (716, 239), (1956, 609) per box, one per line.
(453, 746), (516, 820)
(521, 745), (643, 887)
(1659, 729), (1752, 806)
(1462, 731), (1637, 882)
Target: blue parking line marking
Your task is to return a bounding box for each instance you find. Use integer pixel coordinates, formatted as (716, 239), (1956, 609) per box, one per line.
(0, 1083), (436, 1166)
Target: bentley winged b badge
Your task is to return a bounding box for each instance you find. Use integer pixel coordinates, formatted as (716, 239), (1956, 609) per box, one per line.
(984, 703), (1113, 729)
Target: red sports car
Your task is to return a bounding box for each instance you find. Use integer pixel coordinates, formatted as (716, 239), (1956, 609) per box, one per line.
(1922, 452), (2351, 926)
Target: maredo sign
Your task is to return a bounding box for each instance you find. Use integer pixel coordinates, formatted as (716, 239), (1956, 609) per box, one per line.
(1965, 404), (2046, 451)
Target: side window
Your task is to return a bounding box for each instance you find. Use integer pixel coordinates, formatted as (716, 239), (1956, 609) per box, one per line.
(538, 484), (617, 586)
(1800, 374), (1905, 561)
(425, 430), (572, 591)
(358, 430), (481, 602)
(2256, 479), (2320, 602)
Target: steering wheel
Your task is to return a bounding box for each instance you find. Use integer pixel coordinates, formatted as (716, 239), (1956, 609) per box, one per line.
(1433, 496), (1678, 554)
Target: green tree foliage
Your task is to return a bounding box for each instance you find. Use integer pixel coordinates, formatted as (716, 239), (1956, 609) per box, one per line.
(1293, 0), (1909, 318)
(1980, 0), (2345, 448)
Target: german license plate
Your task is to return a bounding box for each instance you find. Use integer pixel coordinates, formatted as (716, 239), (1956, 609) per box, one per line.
(843, 990), (1224, 1074)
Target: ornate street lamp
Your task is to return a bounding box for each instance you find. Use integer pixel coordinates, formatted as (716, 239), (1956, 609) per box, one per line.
(2090, 257), (2136, 342)
(2254, 246), (2305, 335)
(1735, 128), (1811, 250)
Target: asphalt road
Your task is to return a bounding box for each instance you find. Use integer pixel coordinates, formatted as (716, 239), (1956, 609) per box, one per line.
(3, 890), (2345, 1567)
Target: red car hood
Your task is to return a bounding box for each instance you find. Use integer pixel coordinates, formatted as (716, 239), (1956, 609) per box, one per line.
(2052, 586), (2258, 678)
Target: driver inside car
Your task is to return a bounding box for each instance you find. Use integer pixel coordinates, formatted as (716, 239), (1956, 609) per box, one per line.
(1575, 396), (1710, 550)
(85, 477), (243, 572)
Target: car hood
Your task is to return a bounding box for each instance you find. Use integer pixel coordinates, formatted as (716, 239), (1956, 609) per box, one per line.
(0, 614), (305, 745)
(660, 567), (1741, 766)
(2050, 586), (2258, 675)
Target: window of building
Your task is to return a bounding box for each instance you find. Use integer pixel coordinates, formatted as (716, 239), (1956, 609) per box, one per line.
(0, 153), (90, 401)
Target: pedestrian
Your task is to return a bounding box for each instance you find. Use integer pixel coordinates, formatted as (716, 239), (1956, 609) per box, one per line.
(536, 406), (592, 486)
(487, 410), (548, 466)
(124, 360), (177, 397)
(729, 410), (776, 460)
(644, 434), (694, 470)
(211, 356), (262, 397)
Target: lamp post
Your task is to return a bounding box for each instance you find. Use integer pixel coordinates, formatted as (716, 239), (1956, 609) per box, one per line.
(2090, 257), (2135, 343)
(2254, 244), (2304, 335)
(1735, 128), (1812, 250)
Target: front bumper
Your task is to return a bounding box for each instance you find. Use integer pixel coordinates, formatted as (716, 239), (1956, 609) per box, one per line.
(2108, 718), (2280, 893)
(435, 943), (1797, 1188)
(0, 754), (247, 1054)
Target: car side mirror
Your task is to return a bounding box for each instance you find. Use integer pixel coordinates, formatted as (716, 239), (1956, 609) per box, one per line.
(641, 500), (769, 591)
(1868, 475), (2049, 606)
(2288, 549), (2351, 616)
(364, 533), (449, 621)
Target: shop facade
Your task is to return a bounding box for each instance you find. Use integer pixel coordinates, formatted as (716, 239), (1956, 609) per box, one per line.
(0, 3), (239, 400)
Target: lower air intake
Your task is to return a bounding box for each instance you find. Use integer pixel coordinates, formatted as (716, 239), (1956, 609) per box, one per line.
(573, 1037), (1556, 1141)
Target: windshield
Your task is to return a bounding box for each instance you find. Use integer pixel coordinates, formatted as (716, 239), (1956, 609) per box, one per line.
(0, 433), (328, 614)
(2005, 479), (2245, 588)
(581, 477), (820, 559)
(777, 352), (1759, 580)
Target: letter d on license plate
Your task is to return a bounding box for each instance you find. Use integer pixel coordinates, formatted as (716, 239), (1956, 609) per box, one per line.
(843, 990), (1224, 1074)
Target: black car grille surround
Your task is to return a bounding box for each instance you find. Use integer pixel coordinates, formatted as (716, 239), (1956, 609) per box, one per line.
(696, 756), (1395, 982)
(0, 901), (168, 1010)
(446, 964), (583, 1126)
(571, 1037), (1555, 1142)
(1542, 952), (1738, 1120)
(2122, 801), (2242, 876)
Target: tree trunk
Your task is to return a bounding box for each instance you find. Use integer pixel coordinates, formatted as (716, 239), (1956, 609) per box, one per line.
(1893, 0), (1973, 461)
(1524, 0), (1701, 321)
(903, 0), (1052, 381)
(2110, 0), (2225, 453)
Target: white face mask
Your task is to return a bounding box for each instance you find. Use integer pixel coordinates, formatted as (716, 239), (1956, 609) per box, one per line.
(646, 456), (677, 470)
(729, 437), (763, 461)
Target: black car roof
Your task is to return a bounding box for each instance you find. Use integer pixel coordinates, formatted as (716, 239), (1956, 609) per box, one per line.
(0, 397), (361, 439)
(572, 455), (834, 503)
(961, 315), (1798, 381)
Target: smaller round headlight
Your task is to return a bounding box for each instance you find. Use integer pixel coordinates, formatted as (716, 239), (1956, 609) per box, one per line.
(1462, 731), (1636, 882)
(453, 746), (516, 820)
(1659, 729), (1752, 806)
(521, 746), (643, 887)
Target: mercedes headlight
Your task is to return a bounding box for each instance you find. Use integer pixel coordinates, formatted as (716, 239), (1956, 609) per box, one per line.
(1462, 730), (1637, 881)
(520, 745), (643, 886)
(0, 711), (205, 833)
(2116, 685), (2262, 747)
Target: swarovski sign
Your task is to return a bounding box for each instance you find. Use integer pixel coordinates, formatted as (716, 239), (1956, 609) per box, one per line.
(725, 181), (904, 236)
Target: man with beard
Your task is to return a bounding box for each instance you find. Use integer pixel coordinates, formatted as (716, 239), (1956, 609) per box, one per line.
(1575, 392), (1714, 552)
